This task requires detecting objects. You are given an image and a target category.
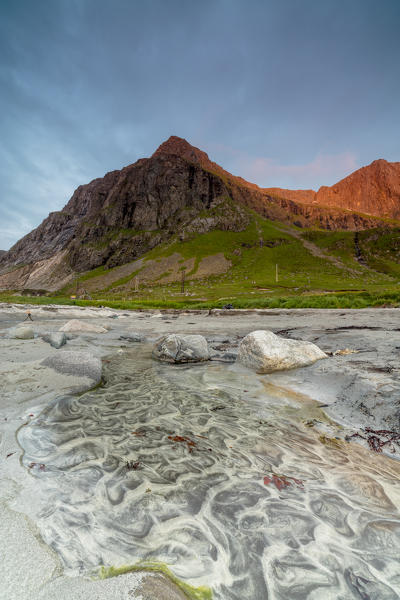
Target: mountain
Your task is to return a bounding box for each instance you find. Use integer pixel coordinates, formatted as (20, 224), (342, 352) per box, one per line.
(0, 136), (399, 292)
(264, 159), (400, 219)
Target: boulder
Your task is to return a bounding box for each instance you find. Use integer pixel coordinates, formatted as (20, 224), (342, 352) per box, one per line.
(59, 319), (108, 334)
(13, 326), (34, 339)
(41, 351), (102, 383)
(42, 332), (67, 349)
(237, 330), (327, 373)
(152, 334), (210, 363)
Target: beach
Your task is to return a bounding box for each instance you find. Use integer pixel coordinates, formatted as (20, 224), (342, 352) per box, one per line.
(1, 303), (399, 599)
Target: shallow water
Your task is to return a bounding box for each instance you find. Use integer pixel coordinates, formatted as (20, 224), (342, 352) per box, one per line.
(19, 347), (400, 599)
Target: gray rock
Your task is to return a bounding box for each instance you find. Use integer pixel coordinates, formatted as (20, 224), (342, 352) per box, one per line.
(138, 572), (188, 599)
(42, 332), (67, 349)
(210, 351), (238, 362)
(119, 332), (145, 342)
(42, 351), (102, 383)
(237, 329), (327, 373)
(13, 326), (34, 339)
(206, 335), (233, 344)
(152, 334), (210, 363)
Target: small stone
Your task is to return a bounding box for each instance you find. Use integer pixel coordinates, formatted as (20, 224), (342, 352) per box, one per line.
(209, 351), (237, 362)
(42, 332), (67, 349)
(119, 332), (145, 342)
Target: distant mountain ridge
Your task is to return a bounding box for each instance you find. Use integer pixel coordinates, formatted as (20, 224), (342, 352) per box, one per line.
(264, 158), (400, 219)
(155, 137), (400, 220)
(0, 136), (399, 291)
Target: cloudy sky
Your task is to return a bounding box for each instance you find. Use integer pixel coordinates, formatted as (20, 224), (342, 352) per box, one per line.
(1, 0), (399, 249)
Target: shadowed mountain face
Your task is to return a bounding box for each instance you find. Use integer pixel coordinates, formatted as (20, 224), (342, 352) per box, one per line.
(0, 136), (399, 290)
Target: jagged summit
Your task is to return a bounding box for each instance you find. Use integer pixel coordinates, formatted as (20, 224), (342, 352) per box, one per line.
(154, 136), (260, 191)
(153, 135), (227, 179)
(153, 135), (211, 165)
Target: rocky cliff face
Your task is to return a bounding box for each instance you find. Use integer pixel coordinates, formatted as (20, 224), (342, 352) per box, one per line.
(0, 145), (254, 287)
(316, 159), (400, 218)
(0, 137), (398, 291)
(265, 159), (400, 219)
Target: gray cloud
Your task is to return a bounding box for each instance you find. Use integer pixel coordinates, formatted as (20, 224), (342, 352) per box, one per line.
(1, 0), (399, 249)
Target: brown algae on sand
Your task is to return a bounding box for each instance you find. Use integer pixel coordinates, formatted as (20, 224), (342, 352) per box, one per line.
(318, 434), (344, 448)
(98, 561), (213, 599)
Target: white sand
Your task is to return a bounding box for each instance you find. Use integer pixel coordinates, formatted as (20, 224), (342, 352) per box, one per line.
(1, 303), (399, 599)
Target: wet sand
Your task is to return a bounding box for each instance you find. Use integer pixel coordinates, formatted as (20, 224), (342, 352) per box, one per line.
(1, 303), (399, 599)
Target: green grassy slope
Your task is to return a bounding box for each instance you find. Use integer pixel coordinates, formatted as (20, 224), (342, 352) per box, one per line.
(2, 216), (399, 310)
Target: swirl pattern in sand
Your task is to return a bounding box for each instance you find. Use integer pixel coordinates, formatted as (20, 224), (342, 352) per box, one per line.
(18, 348), (400, 599)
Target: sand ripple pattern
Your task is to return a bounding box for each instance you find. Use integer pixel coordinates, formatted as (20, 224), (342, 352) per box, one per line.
(19, 349), (400, 599)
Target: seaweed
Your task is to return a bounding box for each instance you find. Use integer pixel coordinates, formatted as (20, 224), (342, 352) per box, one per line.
(347, 427), (400, 453)
(263, 473), (304, 490)
(98, 560), (212, 599)
(125, 460), (141, 470)
(168, 434), (196, 453)
(319, 434), (343, 448)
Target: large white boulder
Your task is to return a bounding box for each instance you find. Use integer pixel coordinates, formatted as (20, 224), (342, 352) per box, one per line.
(59, 319), (107, 334)
(152, 334), (210, 363)
(41, 351), (102, 383)
(237, 330), (327, 373)
(13, 326), (34, 339)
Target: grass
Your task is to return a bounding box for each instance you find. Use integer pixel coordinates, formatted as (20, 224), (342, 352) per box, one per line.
(303, 227), (400, 277)
(99, 215), (390, 297)
(359, 228), (400, 277)
(1, 290), (399, 310)
(2, 214), (399, 310)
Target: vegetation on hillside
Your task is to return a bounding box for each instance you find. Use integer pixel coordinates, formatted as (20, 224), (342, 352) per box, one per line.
(1, 215), (399, 310)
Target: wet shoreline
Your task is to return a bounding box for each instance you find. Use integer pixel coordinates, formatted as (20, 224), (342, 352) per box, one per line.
(1, 304), (400, 599)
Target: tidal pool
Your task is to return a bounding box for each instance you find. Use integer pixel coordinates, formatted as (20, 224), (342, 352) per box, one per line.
(18, 347), (400, 599)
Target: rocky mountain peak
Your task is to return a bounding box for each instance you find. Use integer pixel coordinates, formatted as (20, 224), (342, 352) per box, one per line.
(153, 136), (214, 170)
(314, 158), (400, 217)
(153, 136), (261, 192)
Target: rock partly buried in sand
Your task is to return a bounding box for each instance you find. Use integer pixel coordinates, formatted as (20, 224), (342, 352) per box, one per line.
(59, 319), (108, 334)
(138, 572), (189, 599)
(237, 330), (327, 373)
(152, 334), (210, 363)
(13, 326), (34, 339)
(119, 332), (145, 342)
(42, 332), (67, 349)
(210, 350), (238, 362)
(42, 351), (102, 383)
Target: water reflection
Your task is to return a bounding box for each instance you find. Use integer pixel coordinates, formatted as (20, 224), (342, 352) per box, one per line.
(18, 347), (400, 599)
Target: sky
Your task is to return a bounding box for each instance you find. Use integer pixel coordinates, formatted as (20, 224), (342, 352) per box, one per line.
(1, 0), (399, 250)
